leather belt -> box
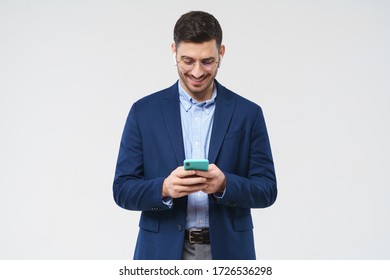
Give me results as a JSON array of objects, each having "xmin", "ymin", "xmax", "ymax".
[{"xmin": 185, "ymin": 228, "xmax": 210, "ymax": 244}]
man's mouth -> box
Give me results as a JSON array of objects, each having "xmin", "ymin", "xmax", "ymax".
[{"xmin": 188, "ymin": 75, "xmax": 207, "ymax": 84}]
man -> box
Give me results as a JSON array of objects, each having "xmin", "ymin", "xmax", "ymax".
[{"xmin": 113, "ymin": 11, "xmax": 277, "ymax": 260}]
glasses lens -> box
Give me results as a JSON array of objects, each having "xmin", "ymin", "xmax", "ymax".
[
  {"xmin": 178, "ymin": 58, "xmax": 217, "ymax": 71},
  {"xmin": 179, "ymin": 59, "xmax": 194, "ymax": 71}
]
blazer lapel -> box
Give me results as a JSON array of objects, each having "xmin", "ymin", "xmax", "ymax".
[
  {"xmin": 208, "ymin": 81, "xmax": 237, "ymax": 163},
  {"xmin": 160, "ymin": 82, "xmax": 185, "ymax": 166}
]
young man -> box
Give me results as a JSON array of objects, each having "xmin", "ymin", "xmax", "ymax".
[{"xmin": 113, "ymin": 11, "xmax": 277, "ymax": 260}]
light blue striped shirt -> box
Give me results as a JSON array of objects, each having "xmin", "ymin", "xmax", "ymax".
[{"xmin": 178, "ymin": 82, "xmax": 217, "ymax": 229}]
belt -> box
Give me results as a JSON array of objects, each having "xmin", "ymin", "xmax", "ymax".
[{"xmin": 185, "ymin": 228, "xmax": 210, "ymax": 244}]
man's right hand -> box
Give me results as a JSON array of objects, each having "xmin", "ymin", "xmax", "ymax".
[{"xmin": 162, "ymin": 166, "xmax": 208, "ymax": 198}]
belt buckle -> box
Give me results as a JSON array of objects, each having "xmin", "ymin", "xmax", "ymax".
[{"xmin": 188, "ymin": 229, "xmax": 202, "ymax": 244}]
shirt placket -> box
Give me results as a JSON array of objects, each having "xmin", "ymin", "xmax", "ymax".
[
  {"xmin": 192, "ymin": 105, "xmax": 203, "ymax": 159},
  {"xmin": 192, "ymin": 104, "xmax": 207, "ymax": 228}
]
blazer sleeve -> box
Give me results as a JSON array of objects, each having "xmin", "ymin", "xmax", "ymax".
[
  {"xmin": 113, "ymin": 103, "xmax": 171, "ymax": 212},
  {"xmin": 213, "ymin": 107, "xmax": 277, "ymax": 209}
]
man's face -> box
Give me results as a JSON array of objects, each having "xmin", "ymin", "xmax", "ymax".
[{"xmin": 173, "ymin": 40, "xmax": 225, "ymax": 102}]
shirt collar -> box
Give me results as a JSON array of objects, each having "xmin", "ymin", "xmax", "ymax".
[{"xmin": 178, "ymin": 81, "xmax": 217, "ymax": 112}]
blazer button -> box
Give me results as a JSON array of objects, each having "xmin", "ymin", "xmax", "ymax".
[{"xmin": 177, "ymin": 224, "xmax": 183, "ymax": 231}]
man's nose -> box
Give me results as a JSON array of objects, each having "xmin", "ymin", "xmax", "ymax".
[{"xmin": 190, "ymin": 62, "xmax": 204, "ymax": 78}]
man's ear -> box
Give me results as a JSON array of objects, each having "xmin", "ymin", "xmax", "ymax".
[
  {"xmin": 173, "ymin": 52, "xmax": 177, "ymax": 66},
  {"xmin": 171, "ymin": 43, "xmax": 177, "ymax": 66},
  {"xmin": 218, "ymin": 44, "xmax": 225, "ymax": 68},
  {"xmin": 171, "ymin": 43, "xmax": 177, "ymax": 53}
]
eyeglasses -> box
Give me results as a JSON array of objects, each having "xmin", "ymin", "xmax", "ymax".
[{"xmin": 176, "ymin": 56, "xmax": 219, "ymax": 71}]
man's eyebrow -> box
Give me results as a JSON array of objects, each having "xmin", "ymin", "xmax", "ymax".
[
  {"xmin": 180, "ymin": 55, "xmax": 194, "ymax": 59},
  {"xmin": 201, "ymin": 57, "xmax": 216, "ymax": 61},
  {"xmin": 180, "ymin": 55, "xmax": 215, "ymax": 60}
]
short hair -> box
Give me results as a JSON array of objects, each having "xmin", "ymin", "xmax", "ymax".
[{"xmin": 173, "ymin": 11, "xmax": 223, "ymax": 49}]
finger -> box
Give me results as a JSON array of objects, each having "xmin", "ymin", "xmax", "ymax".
[
  {"xmin": 194, "ymin": 170, "xmax": 212, "ymax": 178},
  {"xmin": 201, "ymin": 185, "xmax": 216, "ymax": 194},
  {"xmin": 175, "ymin": 169, "xmax": 196, "ymax": 178},
  {"xmin": 174, "ymin": 176, "xmax": 207, "ymax": 186},
  {"xmin": 174, "ymin": 184, "xmax": 207, "ymax": 195},
  {"xmin": 208, "ymin": 164, "xmax": 217, "ymax": 170}
]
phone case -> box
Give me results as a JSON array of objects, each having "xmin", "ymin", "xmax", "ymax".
[{"xmin": 183, "ymin": 159, "xmax": 209, "ymax": 171}]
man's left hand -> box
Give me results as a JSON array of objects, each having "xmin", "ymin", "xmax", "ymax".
[{"xmin": 194, "ymin": 164, "xmax": 226, "ymax": 194}]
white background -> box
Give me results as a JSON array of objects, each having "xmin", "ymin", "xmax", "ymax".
[{"xmin": 1, "ymin": 0, "xmax": 389, "ymax": 259}]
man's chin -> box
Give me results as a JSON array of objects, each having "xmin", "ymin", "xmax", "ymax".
[
  {"xmin": 188, "ymin": 85, "xmax": 208, "ymax": 95},
  {"xmin": 188, "ymin": 78, "xmax": 213, "ymax": 90}
]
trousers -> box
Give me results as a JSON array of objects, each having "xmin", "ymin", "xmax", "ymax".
[{"xmin": 181, "ymin": 241, "xmax": 212, "ymax": 260}]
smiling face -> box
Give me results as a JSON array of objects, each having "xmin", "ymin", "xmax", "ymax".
[{"xmin": 172, "ymin": 40, "xmax": 225, "ymax": 102}]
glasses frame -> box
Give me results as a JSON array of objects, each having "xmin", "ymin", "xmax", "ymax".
[{"xmin": 176, "ymin": 56, "xmax": 220, "ymax": 71}]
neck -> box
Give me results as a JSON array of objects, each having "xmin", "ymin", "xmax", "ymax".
[{"xmin": 179, "ymin": 80, "xmax": 215, "ymax": 102}]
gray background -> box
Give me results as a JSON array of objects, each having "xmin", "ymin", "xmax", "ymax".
[{"xmin": 1, "ymin": 0, "xmax": 389, "ymax": 259}]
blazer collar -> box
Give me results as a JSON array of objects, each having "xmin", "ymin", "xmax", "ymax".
[
  {"xmin": 160, "ymin": 81, "xmax": 185, "ymax": 166},
  {"xmin": 208, "ymin": 81, "xmax": 236, "ymax": 163}
]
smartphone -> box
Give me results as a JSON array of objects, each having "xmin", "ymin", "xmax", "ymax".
[{"xmin": 183, "ymin": 159, "xmax": 209, "ymax": 171}]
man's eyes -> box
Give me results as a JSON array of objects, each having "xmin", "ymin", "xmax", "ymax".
[
  {"xmin": 202, "ymin": 59, "xmax": 215, "ymax": 65},
  {"xmin": 182, "ymin": 58, "xmax": 215, "ymax": 65},
  {"xmin": 182, "ymin": 58, "xmax": 195, "ymax": 65}
]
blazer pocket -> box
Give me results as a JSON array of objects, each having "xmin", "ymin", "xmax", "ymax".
[
  {"xmin": 233, "ymin": 214, "xmax": 254, "ymax": 232},
  {"xmin": 139, "ymin": 212, "xmax": 160, "ymax": 233}
]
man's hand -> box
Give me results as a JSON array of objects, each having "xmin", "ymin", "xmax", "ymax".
[
  {"xmin": 195, "ymin": 164, "xmax": 226, "ymax": 194},
  {"xmin": 162, "ymin": 167, "xmax": 207, "ymax": 198}
]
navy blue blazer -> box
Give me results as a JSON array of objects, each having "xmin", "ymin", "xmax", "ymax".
[{"xmin": 113, "ymin": 80, "xmax": 277, "ymax": 260}]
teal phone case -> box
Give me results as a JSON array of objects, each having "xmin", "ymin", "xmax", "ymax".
[{"xmin": 183, "ymin": 159, "xmax": 209, "ymax": 171}]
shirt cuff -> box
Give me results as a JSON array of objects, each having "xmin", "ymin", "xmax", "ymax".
[
  {"xmin": 162, "ymin": 196, "xmax": 173, "ymax": 208},
  {"xmin": 213, "ymin": 187, "xmax": 226, "ymax": 199}
]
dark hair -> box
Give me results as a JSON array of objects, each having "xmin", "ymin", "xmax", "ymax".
[{"xmin": 174, "ymin": 11, "xmax": 223, "ymax": 48}]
